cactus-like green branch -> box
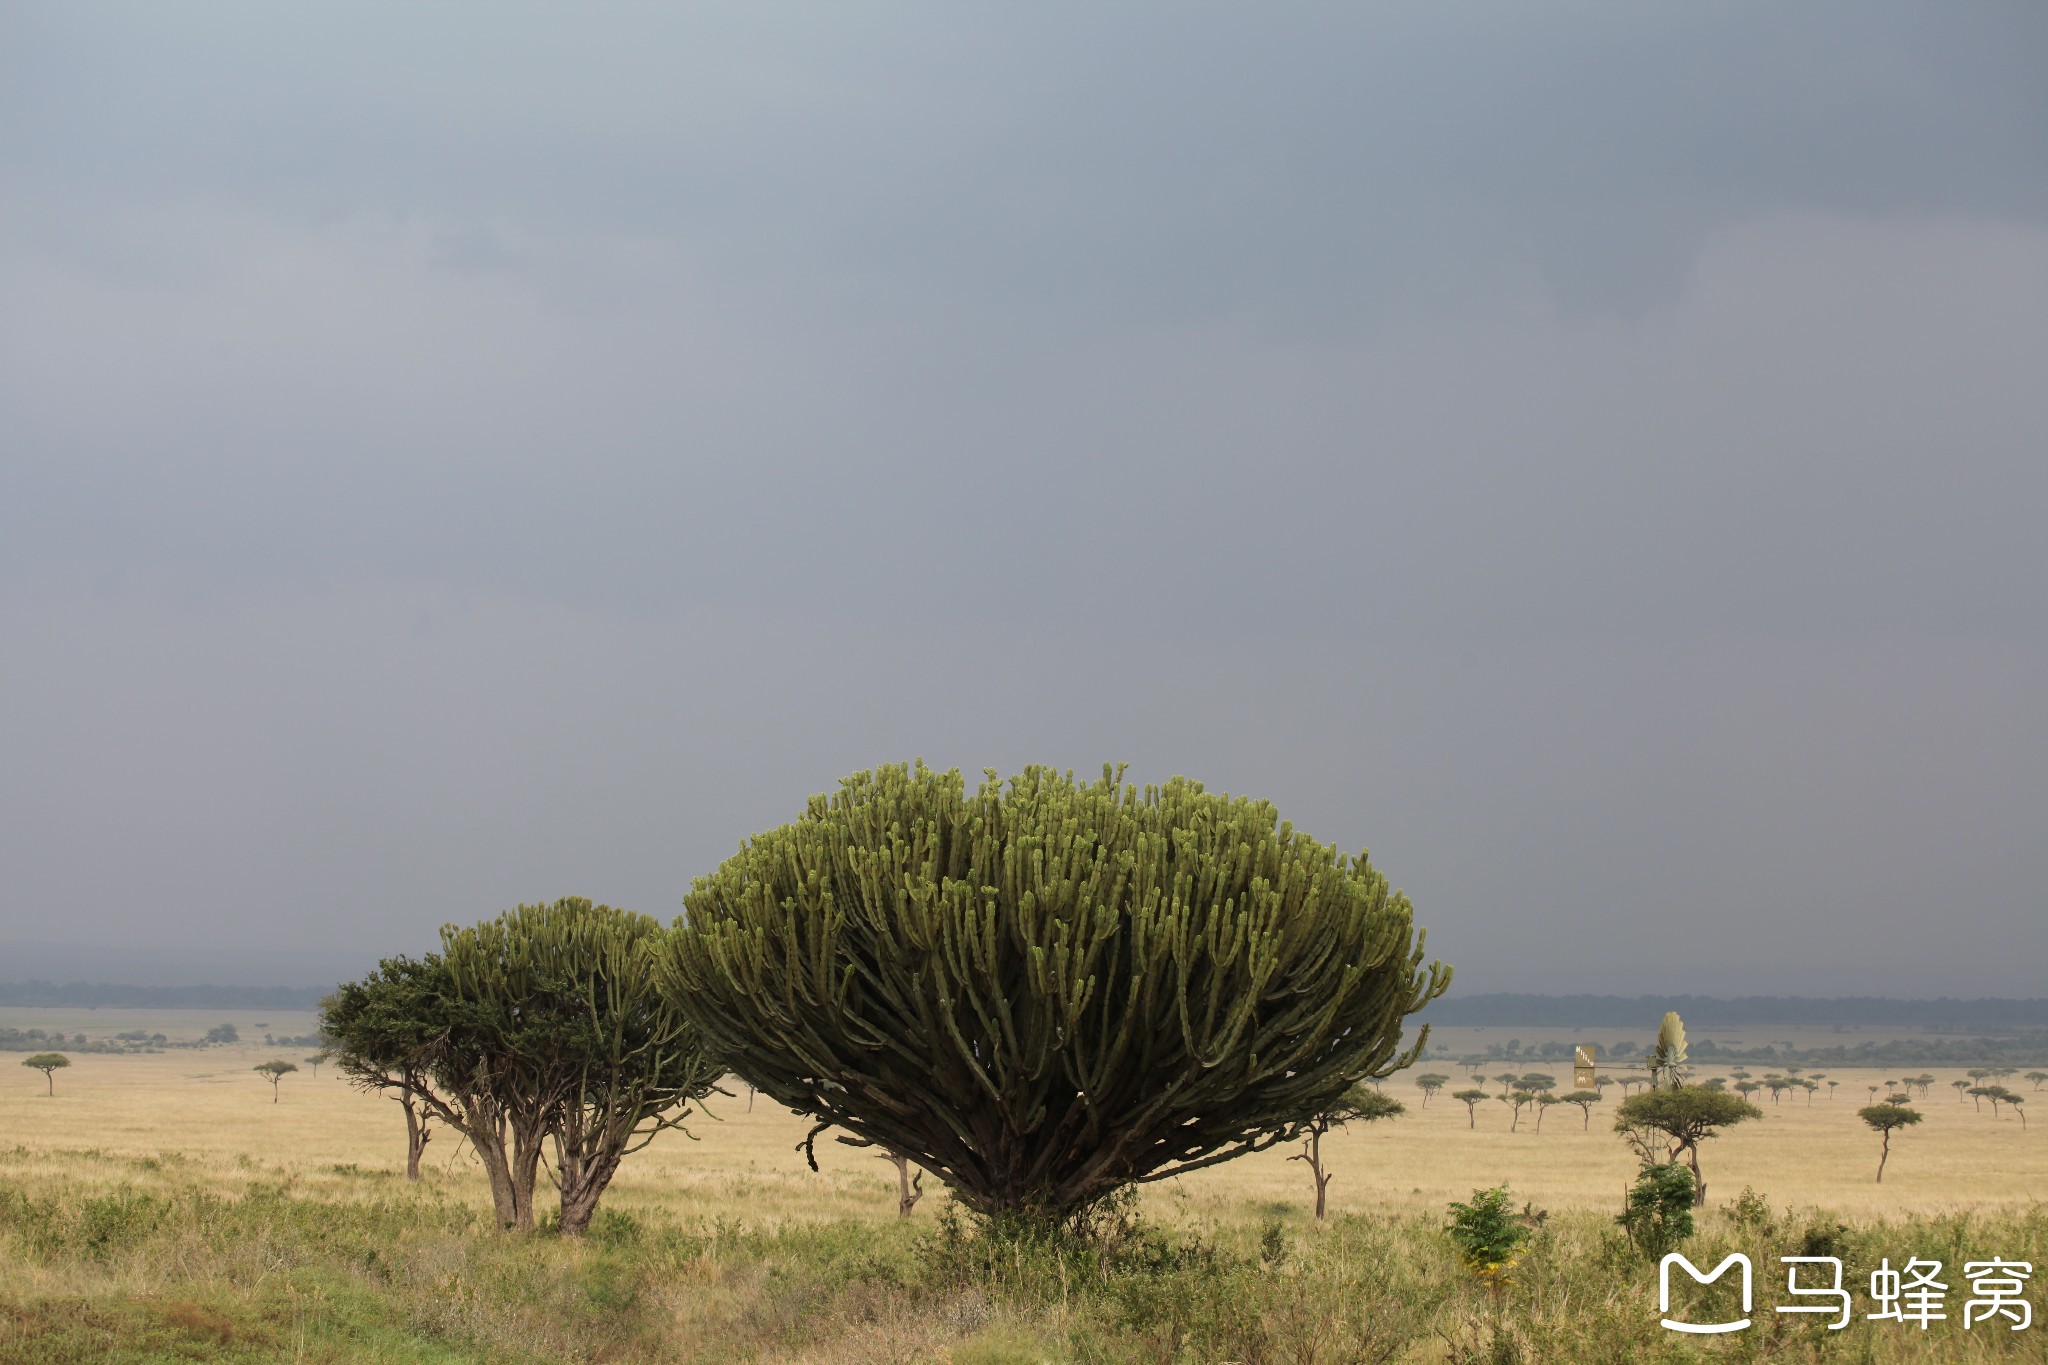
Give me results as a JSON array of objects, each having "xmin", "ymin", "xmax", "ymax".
[{"xmin": 657, "ymin": 763, "xmax": 1449, "ymax": 1222}]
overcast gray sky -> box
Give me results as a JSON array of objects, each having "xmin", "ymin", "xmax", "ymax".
[{"xmin": 3, "ymin": 3, "xmax": 2045, "ymax": 996}]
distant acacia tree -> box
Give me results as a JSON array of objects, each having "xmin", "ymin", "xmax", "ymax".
[
  {"xmin": 1560, "ymin": 1090, "xmax": 1601, "ymax": 1130},
  {"xmin": 1800, "ymin": 1080, "xmax": 1819, "ymax": 1104},
  {"xmin": 1614, "ymin": 1088, "xmax": 1762, "ymax": 1206},
  {"xmin": 1825, "ymin": 1080, "xmax": 1838, "ymax": 1099},
  {"xmin": 1494, "ymin": 1072, "xmax": 1519, "ymax": 1097},
  {"xmin": 1734, "ymin": 1080, "xmax": 1761, "ymax": 1104},
  {"xmin": 1517, "ymin": 1073, "xmax": 1557, "ymax": 1095},
  {"xmin": 1967, "ymin": 1086, "xmax": 1990, "ymax": 1114},
  {"xmin": 1763, "ymin": 1076, "xmax": 1791, "ymax": 1106},
  {"xmin": 1534, "ymin": 1094, "xmax": 1563, "ymax": 1131},
  {"xmin": 2025, "ymin": 1072, "xmax": 2047, "ymax": 1092},
  {"xmin": 1453, "ymin": 1088, "xmax": 1491, "ymax": 1129},
  {"xmin": 1859, "ymin": 1103, "xmax": 1922, "ymax": 1183},
  {"xmin": 22, "ymin": 1053, "xmax": 69, "ymax": 1096},
  {"xmin": 1952, "ymin": 1079, "xmax": 1970, "ymax": 1103},
  {"xmin": 1505, "ymin": 1089, "xmax": 1536, "ymax": 1133},
  {"xmin": 1413, "ymin": 1073, "xmax": 1449, "ymax": 1107},
  {"xmin": 254, "ymin": 1059, "xmax": 298, "ymax": 1102},
  {"xmin": 1288, "ymin": 1085, "xmax": 1404, "ymax": 1221},
  {"xmin": 304, "ymin": 1052, "xmax": 328, "ymax": 1079},
  {"xmin": 205, "ymin": 1024, "xmax": 239, "ymax": 1046}
]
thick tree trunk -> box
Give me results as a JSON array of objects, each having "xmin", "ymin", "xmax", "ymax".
[
  {"xmin": 889, "ymin": 1154, "xmax": 924, "ymax": 1218},
  {"xmin": 469, "ymin": 1126, "xmax": 521, "ymax": 1229},
  {"xmin": 557, "ymin": 1148, "xmax": 624, "ymax": 1237},
  {"xmin": 402, "ymin": 1091, "xmax": 430, "ymax": 1181},
  {"xmin": 508, "ymin": 1122, "xmax": 547, "ymax": 1231}
]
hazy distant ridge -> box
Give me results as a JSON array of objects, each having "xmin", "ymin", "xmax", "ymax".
[
  {"xmin": 5, "ymin": 981, "xmax": 2047, "ymax": 1026},
  {"xmin": 1430, "ymin": 993, "xmax": 2048, "ymax": 1028},
  {"xmin": 0, "ymin": 980, "xmax": 328, "ymax": 1010}
]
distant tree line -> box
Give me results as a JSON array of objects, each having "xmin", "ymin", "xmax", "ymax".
[
  {"xmin": 0, "ymin": 981, "xmax": 328, "ymax": 1009},
  {"xmin": 0, "ymin": 1022, "xmax": 254, "ymax": 1054},
  {"xmin": 1429, "ymin": 993, "xmax": 2048, "ymax": 1031},
  {"xmin": 1459, "ymin": 1033, "xmax": 2048, "ymax": 1069}
]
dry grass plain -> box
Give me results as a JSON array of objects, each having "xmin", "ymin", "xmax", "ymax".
[
  {"xmin": 3, "ymin": 1012, "xmax": 2043, "ymax": 1362},
  {"xmin": 6, "ymin": 1045, "xmax": 2038, "ymax": 1224}
]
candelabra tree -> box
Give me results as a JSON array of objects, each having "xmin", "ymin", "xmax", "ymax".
[{"xmin": 658, "ymin": 762, "xmax": 1449, "ymax": 1228}]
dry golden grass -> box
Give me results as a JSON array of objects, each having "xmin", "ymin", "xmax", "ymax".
[
  {"xmin": 5, "ymin": 1039, "xmax": 2038, "ymax": 1227},
  {"xmin": 4, "ymin": 1012, "xmax": 2044, "ymax": 1363}
]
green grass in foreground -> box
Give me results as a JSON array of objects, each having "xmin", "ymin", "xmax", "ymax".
[{"xmin": 0, "ymin": 1164, "xmax": 2043, "ymax": 1363}]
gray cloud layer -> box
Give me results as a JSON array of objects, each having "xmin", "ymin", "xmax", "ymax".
[{"xmin": 3, "ymin": 3, "xmax": 2044, "ymax": 993}]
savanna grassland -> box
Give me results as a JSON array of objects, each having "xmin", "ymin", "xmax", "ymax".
[{"xmin": 2, "ymin": 1016, "xmax": 2043, "ymax": 1363}]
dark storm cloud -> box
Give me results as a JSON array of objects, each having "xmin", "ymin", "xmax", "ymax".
[{"xmin": 2, "ymin": 3, "xmax": 2043, "ymax": 994}]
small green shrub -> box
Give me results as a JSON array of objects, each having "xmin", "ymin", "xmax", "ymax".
[{"xmin": 1616, "ymin": 1162, "xmax": 1695, "ymax": 1258}]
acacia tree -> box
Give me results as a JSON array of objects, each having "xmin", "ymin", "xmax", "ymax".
[
  {"xmin": 1560, "ymin": 1090, "xmax": 1601, "ymax": 1130},
  {"xmin": 1505, "ymin": 1089, "xmax": 1536, "ymax": 1132},
  {"xmin": 657, "ymin": 762, "xmax": 1450, "ymax": 1228},
  {"xmin": 2025, "ymin": 1071, "xmax": 2047, "ymax": 1092},
  {"xmin": 1859, "ymin": 1103, "xmax": 1922, "ymax": 1183},
  {"xmin": 1289, "ymin": 1085, "xmax": 1404, "ymax": 1221},
  {"xmin": 1452, "ymin": 1088, "xmax": 1491, "ymax": 1129},
  {"xmin": 254, "ymin": 1059, "xmax": 298, "ymax": 1102},
  {"xmin": 22, "ymin": 1053, "xmax": 68, "ymax": 1096},
  {"xmin": 1614, "ymin": 1088, "xmax": 1763, "ymax": 1206},
  {"xmin": 1413, "ymin": 1073, "xmax": 1449, "ymax": 1107},
  {"xmin": 322, "ymin": 955, "xmax": 458, "ymax": 1183},
  {"xmin": 442, "ymin": 898, "xmax": 722, "ymax": 1236}
]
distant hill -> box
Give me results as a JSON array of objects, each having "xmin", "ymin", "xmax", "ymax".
[
  {"xmin": 1425, "ymin": 993, "xmax": 2048, "ymax": 1030},
  {"xmin": 0, "ymin": 980, "xmax": 330, "ymax": 1010}
]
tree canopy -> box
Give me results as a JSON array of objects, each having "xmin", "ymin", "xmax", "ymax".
[
  {"xmin": 1858, "ymin": 1102, "xmax": 1922, "ymax": 1183},
  {"xmin": 22, "ymin": 1053, "xmax": 69, "ymax": 1095},
  {"xmin": 659, "ymin": 762, "xmax": 1449, "ymax": 1225},
  {"xmin": 1613, "ymin": 1087, "xmax": 1762, "ymax": 1205}
]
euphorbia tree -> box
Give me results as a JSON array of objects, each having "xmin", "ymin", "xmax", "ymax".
[
  {"xmin": 442, "ymin": 898, "xmax": 722, "ymax": 1235},
  {"xmin": 657, "ymin": 762, "xmax": 1449, "ymax": 1228}
]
